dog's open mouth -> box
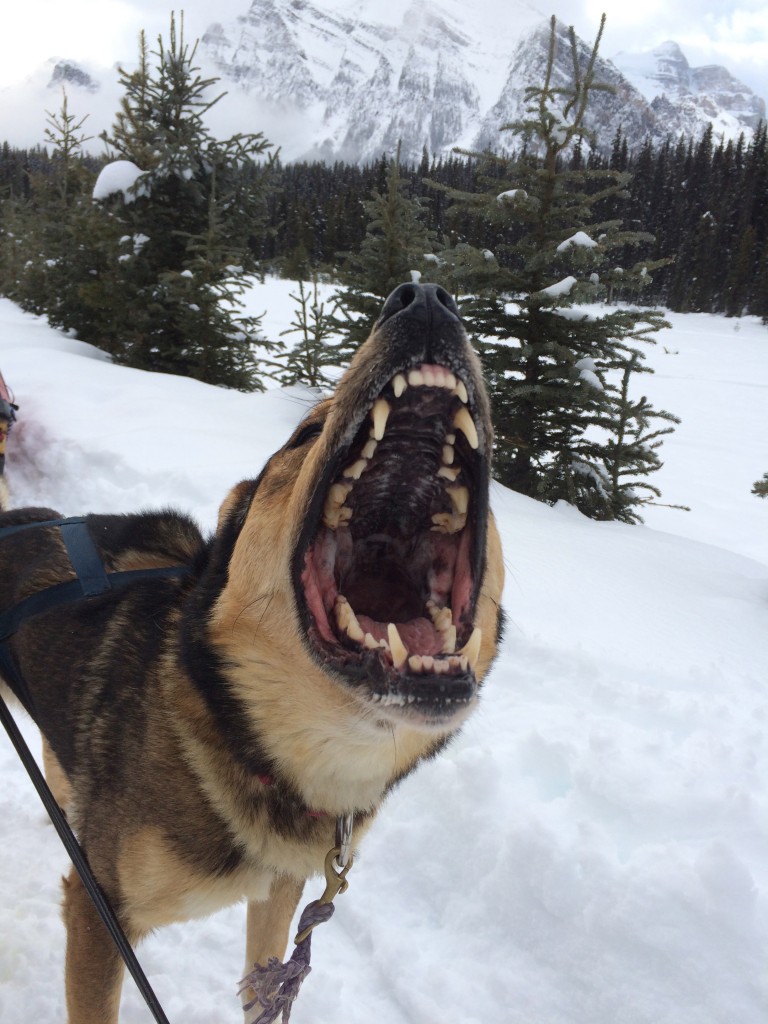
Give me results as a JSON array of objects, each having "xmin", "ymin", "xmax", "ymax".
[{"xmin": 296, "ymin": 363, "xmax": 488, "ymax": 722}]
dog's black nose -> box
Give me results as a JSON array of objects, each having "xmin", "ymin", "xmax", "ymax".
[{"xmin": 379, "ymin": 282, "xmax": 460, "ymax": 326}]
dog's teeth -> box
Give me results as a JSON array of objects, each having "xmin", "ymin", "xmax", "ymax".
[
  {"xmin": 446, "ymin": 433, "xmax": 456, "ymax": 445},
  {"xmin": 442, "ymin": 444, "xmax": 455, "ymax": 466},
  {"xmin": 442, "ymin": 370, "xmax": 457, "ymax": 391},
  {"xmin": 428, "ymin": 603, "xmax": 452, "ymax": 630},
  {"xmin": 441, "ymin": 624, "xmax": 457, "ymax": 654},
  {"xmin": 421, "ymin": 655, "xmax": 434, "ymax": 672},
  {"xmin": 438, "ymin": 465, "xmax": 460, "ymax": 482},
  {"xmin": 346, "ymin": 616, "xmax": 364, "ymax": 643},
  {"xmin": 458, "ymin": 627, "xmax": 482, "ymax": 671},
  {"xmin": 448, "ymin": 485, "xmax": 469, "ymax": 515},
  {"xmin": 431, "ymin": 512, "xmax": 466, "ymax": 534},
  {"xmin": 335, "ymin": 596, "xmax": 350, "ymax": 628},
  {"xmin": 408, "ymin": 654, "xmax": 423, "ymax": 673},
  {"xmin": 387, "ymin": 623, "xmax": 409, "ymax": 669},
  {"xmin": 343, "ymin": 459, "xmax": 367, "ymax": 480},
  {"xmin": 453, "ymin": 407, "xmax": 479, "ymax": 450},
  {"xmin": 362, "ymin": 438, "xmax": 377, "ymax": 460},
  {"xmin": 323, "ymin": 482, "xmax": 352, "ymax": 529},
  {"xmin": 453, "ymin": 379, "xmax": 469, "ymax": 404},
  {"xmin": 330, "ymin": 482, "xmax": 352, "ymax": 505},
  {"xmin": 363, "ymin": 632, "xmax": 380, "ymax": 650},
  {"xmin": 336, "ymin": 596, "xmax": 364, "ymax": 642},
  {"xmin": 431, "ymin": 513, "xmax": 452, "ymax": 533},
  {"xmin": 371, "ymin": 399, "xmax": 391, "ymax": 441},
  {"xmin": 407, "ymin": 369, "xmax": 424, "ymax": 387},
  {"xmin": 392, "ymin": 373, "xmax": 407, "ymax": 398}
]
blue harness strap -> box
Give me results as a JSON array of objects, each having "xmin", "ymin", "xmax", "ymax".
[{"xmin": 0, "ymin": 517, "xmax": 191, "ymax": 716}]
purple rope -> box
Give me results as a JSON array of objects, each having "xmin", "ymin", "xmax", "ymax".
[{"xmin": 240, "ymin": 899, "xmax": 336, "ymax": 1024}]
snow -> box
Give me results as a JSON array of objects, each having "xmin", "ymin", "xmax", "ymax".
[
  {"xmin": 557, "ymin": 231, "xmax": 598, "ymax": 252},
  {"xmin": 92, "ymin": 160, "xmax": 147, "ymax": 204},
  {"xmin": 539, "ymin": 275, "xmax": 578, "ymax": 298},
  {"xmin": 0, "ymin": 280, "xmax": 767, "ymax": 1024}
]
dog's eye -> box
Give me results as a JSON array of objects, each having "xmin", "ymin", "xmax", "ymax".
[{"xmin": 289, "ymin": 422, "xmax": 323, "ymax": 449}]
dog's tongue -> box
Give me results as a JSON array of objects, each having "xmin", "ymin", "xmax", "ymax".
[{"xmin": 356, "ymin": 615, "xmax": 444, "ymax": 657}]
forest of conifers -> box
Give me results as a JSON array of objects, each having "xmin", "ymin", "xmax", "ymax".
[{"xmin": 1, "ymin": 119, "xmax": 767, "ymax": 320}]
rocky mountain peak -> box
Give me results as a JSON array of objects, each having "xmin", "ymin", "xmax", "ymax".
[{"xmin": 198, "ymin": 0, "xmax": 766, "ymax": 163}]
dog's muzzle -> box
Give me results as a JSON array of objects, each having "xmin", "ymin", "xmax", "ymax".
[{"xmin": 294, "ymin": 283, "xmax": 492, "ymax": 727}]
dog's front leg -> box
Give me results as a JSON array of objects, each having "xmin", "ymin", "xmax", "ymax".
[
  {"xmin": 62, "ymin": 866, "xmax": 140, "ymax": 1024},
  {"xmin": 242, "ymin": 875, "xmax": 305, "ymax": 1020}
]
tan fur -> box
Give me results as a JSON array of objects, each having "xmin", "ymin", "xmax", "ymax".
[{"xmin": 0, "ymin": 283, "xmax": 505, "ymax": 1023}]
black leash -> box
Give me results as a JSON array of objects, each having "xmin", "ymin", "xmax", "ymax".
[
  {"xmin": 0, "ymin": 694, "xmax": 172, "ymax": 1024},
  {"xmin": 0, "ymin": 516, "xmax": 191, "ymax": 1024}
]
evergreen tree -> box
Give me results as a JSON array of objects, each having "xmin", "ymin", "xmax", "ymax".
[
  {"xmin": 274, "ymin": 277, "xmax": 346, "ymax": 387},
  {"xmin": 90, "ymin": 14, "xmax": 277, "ymax": 390},
  {"xmin": 426, "ymin": 15, "xmax": 675, "ymax": 521},
  {"xmin": 334, "ymin": 143, "xmax": 438, "ymax": 352},
  {"xmin": 0, "ymin": 93, "xmax": 102, "ymax": 322}
]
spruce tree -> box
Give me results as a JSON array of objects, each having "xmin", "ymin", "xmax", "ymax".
[
  {"xmin": 426, "ymin": 15, "xmax": 676, "ymax": 522},
  {"xmin": 92, "ymin": 14, "xmax": 277, "ymax": 390},
  {"xmin": 274, "ymin": 277, "xmax": 346, "ymax": 388},
  {"xmin": 334, "ymin": 144, "xmax": 438, "ymax": 353},
  {"xmin": 1, "ymin": 93, "xmax": 101, "ymax": 321}
]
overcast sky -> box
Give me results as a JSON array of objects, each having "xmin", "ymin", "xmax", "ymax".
[{"xmin": 2, "ymin": 0, "xmax": 767, "ymax": 99}]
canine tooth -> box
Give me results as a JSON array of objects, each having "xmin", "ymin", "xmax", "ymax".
[
  {"xmin": 441, "ymin": 625, "xmax": 457, "ymax": 654},
  {"xmin": 407, "ymin": 369, "xmax": 424, "ymax": 387},
  {"xmin": 392, "ymin": 373, "xmax": 407, "ymax": 398},
  {"xmin": 371, "ymin": 399, "xmax": 391, "ymax": 440},
  {"xmin": 335, "ymin": 597, "xmax": 350, "ymax": 629},
  {"xmin": 442, "ymin": 444, "xmax": 455, "ymax": 466},
  {"xmin": 438, "ymin": 465, "xmax": 460, "ymax": 482},
  {"xmin": 387, "ymin": 623, "xmax": 409, "ymax": 669},
  {"xmin": 453, "ymin": 407, "xmax": 479, "ymax": 450},
  {"xmin": 362, "ymin": 439, "xmax": 377, "ymax": 460},
  {"xmin": 346, "ymin": 617, "xmax": 364, "ymax": 643},
  {"xmin": 458, "ymin": 627, "xmax": 482, "ymax": 670},
  {"xmin": 448, "ymin": 485, "xmax": 470, "ymax": 515},
  {"xmin": 343, "ymin": 459, "xmax": 368, "ymax": 480},
  {"xmin": 408, "ymin": 655, "xmax": 423, "ymax": 673},
  {"xmin": 453, "ymin": 379, "xmax": 469, "ymax": 404}
]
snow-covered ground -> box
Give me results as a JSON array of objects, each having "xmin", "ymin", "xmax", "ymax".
[{"xmin": 0, "ymin": 280, "xmax": 766, "ymax": 1023}]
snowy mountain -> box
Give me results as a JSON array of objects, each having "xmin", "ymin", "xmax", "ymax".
[
  {"xmin": 199, "ymin": 0, "xmax": 765, "ymax": 163},
  {"xmin": 614, "ymin": 41, "xmax": 766, "ymax": 142},
  {"xmin": 1, "ymin": 0, "xmax": 764, "ymax": 162}
]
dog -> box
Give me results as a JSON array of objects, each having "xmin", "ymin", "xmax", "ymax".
[{"xmin": 0, "ymin": 282, "xmax": 504, "ymax": 1023}]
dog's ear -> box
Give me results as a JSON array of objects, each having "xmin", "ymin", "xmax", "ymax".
[{"xmin": 216, "ymin": 480, "xmax": 257, "ymax": 534}]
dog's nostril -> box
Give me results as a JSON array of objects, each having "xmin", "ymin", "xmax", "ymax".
[
  {"xmin": 379, "ymin": 283, "xmax": 421, "ymax": 323},
  {"xmin": 434, "ymin": 287, "xmax": 458, "ymax": 316}
]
